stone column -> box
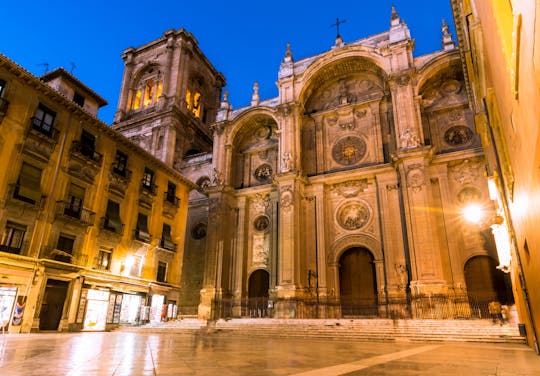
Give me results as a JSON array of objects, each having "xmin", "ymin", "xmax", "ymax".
[
  {"xmin": 394, "ymin": 148, "xmax": 448, "ymax": 317},
  {"xmin": 114, "ymin": 48, "xmax": 135, "ymax": 123},
  {"xmin": 231, "ymin": 197, "xmax": 247, "ymax": 317},
  {"xmin": 376, "ymin": 170, "xmax": 408, "ymax": 314}
]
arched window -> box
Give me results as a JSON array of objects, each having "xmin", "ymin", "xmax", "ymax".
[{"xmin": 131, "ymin": 67, "xmax": 163, "ymax": 111}]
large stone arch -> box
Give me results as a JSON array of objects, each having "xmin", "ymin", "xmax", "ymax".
[
  {"xmin": 298, "ymin": 48, "xmax": 390, "ymax": 106},
  {"xmin": 226, "ymin": 111, "xmax": 279, "ymax": 189},
  {"xmin": 329, "ymin": 234, "xmax": 383, "ymax": 264},
  {"xmin": 415, "ymin": 51, "xmax": 462, "ymax": 96}
]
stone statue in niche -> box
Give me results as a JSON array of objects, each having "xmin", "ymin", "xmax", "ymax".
[
  {"xmin": 212, "ymin": 168, "xmax": 224, "ymax": 186},
  {"xmin": 282, "ymin": 152, "xmax": 293, "ymax": 172},
  {"xmin": 399, "ymin": 128, "xmax": 420, "ymax": 149},
  {"xmin": 395, "ymin": 263, "xmax": 408, "ymax": 290}
]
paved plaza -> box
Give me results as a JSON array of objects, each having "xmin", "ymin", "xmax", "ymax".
[{"xmin": 0, "ymin": 331, "xmax": 539, "ymax": 375}]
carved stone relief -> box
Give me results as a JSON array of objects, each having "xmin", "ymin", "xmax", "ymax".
[
  {"xmin": 332, "ymin": 136, "xmax": 367, "ymax": 166},
  {"xmin": 450, "ymin": 159, "xmax": 481, "ymax": 185},
  {"xmin": 191, "ymin": 222, "xmax": 207, "ymax": 239},
  {"xmin": 279, "ymin": 186, "xmax": 293, "ymax": 211},
  {"xmin": 444, "ymin": 126, "xmax": 473, "ymax": 146},
  {"xmin": 336, "ymin": 201, "xmax": 370, "ymax": 231},
  {"xmin": 406, "ymin": 164, "xmax": 426, "ymax": 192},
  {"xmin": 331, "ymin": 179, "xmax": 369, "ymax": 198},
  {"xmin": 253, "ymin": 215, "xmax": 270, "ymax": 232},
  {"xmin": 251, "ymin": 193, "xmax": 271, "ymax": 214}
]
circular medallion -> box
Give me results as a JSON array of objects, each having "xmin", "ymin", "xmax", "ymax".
[
  {"xmin": 457, "ymin": 187, "xmax": 481, "ymax": 204},
  {"xmin": 337, "ymin": 201, "xmax": 370, "ymax": 231},
  {"xmin": 191, "ymin": 222, "xmax": 207, "ymax": 239},
  {"xmin": 332, "ymin": 136, "xmax": 366, "ymax": 166},
  {"xmin": 196, "ymin": 176, "xmax": 211, "ymax": 190},
  {"xmin": 444, "ymin": 126, "xmax": 473, "ymax": 146},
  {"xmin": 254, "ymin": 163, "xmax": 273, "ymax": 183},
  {"xmin": 253, "ymin": 215, "xmax": 270, "ymax": 232}
]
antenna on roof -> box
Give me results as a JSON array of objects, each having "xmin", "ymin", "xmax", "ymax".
[
  {"xmin": 37, "ymin": 63, "xmax": 49, "ymax": 75},
  {"xmin": 69, "ymin": 62, "xmax": 76, "ymax": 74}
]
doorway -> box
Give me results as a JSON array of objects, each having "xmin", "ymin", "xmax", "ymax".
[
  {"xmin": 39, "ymin": 279, "xmax": 69, "ymax": 330},
  {"xmin": 339, "ymin": 247, "xmax": 378, "ymax": 317},
  {"xmin": 248, "ymin": 269, "xmax": 269, "ymax": 317},
  {"xmin": 464, "ymin": 255, "xmax": 511, "ymax": 316}
]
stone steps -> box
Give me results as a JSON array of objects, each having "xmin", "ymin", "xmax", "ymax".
[{"xmin": 117, "ymin": 318, "xmax": 525, "ymax": 344}]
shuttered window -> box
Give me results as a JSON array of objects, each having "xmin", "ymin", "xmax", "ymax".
[
  {"xmin": 15, "ymin": 162, "xmax": 42, "ymax": 204},
  {"xmin": 104, "ymin": 200, "xmax": 122, "ymax": 233}
]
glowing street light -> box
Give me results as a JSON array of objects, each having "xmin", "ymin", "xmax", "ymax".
[{"xmin": 462, "ymin": 203, "xmax": 484, "ymax": 224}]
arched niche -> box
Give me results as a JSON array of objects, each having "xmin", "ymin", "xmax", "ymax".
[
  {"xmin": 299, "ymin": 57, "xmax": 391, "ymax": 176},
  {"xmin": 230, "ymin": 115, "xmax": 279, "ymax": 189},
  {"xmin": 418, "ymin": 61, "xmax": 478, "ymax": 153}
]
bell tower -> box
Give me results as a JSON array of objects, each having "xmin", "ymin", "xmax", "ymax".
[{"xmin": 112, "ymin": 29, "xmax": 225, "ymax": 169}]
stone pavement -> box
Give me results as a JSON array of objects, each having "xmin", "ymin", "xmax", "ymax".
[{"xmin": 0, "ymin": 331, "xmax": 538, "ymax": 375}]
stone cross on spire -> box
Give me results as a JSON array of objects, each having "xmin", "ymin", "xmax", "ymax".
[{"xmin": 331, "ymin": 18, "xmax": 346, "ymax": 48}]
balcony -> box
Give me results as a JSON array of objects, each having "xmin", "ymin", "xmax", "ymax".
[
  {"xmin": 67, "ymin": 141, "xmax": 103, "ymax": 184},
  {"xmin": 20, "ymin": 118, "xmax": 60, "ymax": 163},
  {"xmin": 134, "ymin": 228, "xmax": 152, "ymax": 243},
  {"xmin": 160, "ymin": 238, "xmax": 177, "ymax": 252},
  {"xmin": 46, "ymin": 249, "xmax": 88, "ymax": 266},
  {"xmin": 55, "ymin": 201, "xmax": 95, "ymax": 227},
  {"xmin": 109, "ymin": 165, "xmax": 132, "ymax": 199},
  {"xmin": 162, "ymin": 191, "xmax": 179, "ymax": 219},
  {"xmin": 0, "ymin": 97, "xmax": 9, "ymax": 123},
  {"xmin": 139, "ymin": 183, "xmax": 157, "ymax": 210},
  {"xmin": 0, "ymin": 244, "xmax": 22, "ymax": 255}
]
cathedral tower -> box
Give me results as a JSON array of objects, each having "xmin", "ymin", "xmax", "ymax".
[{"xmin": 112, "ymin": 29, "xmax": 225, "ymax": 169}]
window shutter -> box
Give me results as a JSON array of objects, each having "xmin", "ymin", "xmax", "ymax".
[
  {"xmin": 137, "ymin": 213, "xmax": 149, "ymax": 233},
  {"xmin": 18, "ymin": 163, "xmax": 42, "ymax": 202},
  {"xmin": 106, "ymin": 201, "xmax": 122, "ymax": 231}
]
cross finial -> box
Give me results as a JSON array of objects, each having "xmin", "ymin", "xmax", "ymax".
[{"xmin": 330, "ymin": 17, "xmax": 346, "ymax": 39}]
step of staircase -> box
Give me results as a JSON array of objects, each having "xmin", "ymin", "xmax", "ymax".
[{"xmin": 117, "ymin": 318, "xmax": 525, "ymax": 344}]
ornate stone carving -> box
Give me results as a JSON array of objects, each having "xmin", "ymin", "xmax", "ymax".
[
  {"xmin": 448, "ymin": 109, "xmax": 464, "ymax": 121},
  {"xmin": 354, "ymin": 109, "xmax": 367, "ymax": 119},
  {"xmin": 457, "ymin": 187, "xmax": 481, "ymax": 204},
  {"xmin": 395, "ymin": 263, "xmax": 408, "ymax": 290},
  {"xmin": 210, "ymin": 122, "xmax": 225, "ymax": 135},
  {"xmin": 252, "ymin": 234, "xmax": 269, "ymax": 266},
  {"xmin": 258, "ymin": 150, "xmax": 268, "ymax": 160},
  {"xmin": 282, "ymin": 152, "xmax": 293, "ymax": 172},
  {"xmin": 444, "ymin": 126, "xmax": 473, "ymax": 146},
  {"xmin": 253, "ymin": 215, "xmax": 270, "ymax": 232},
  {"xmin": 208, "ymin": 198, "xmax": 221, "ymax": 223},
  {"xmin": 450, "ymin": 159, "xmax": 481, "ymax": 185},
  {"xmin": 336, "ymin": 201, "xmax": 370, "ymax": 231},
  {"xmin": 386, "ymin": 184, "xmax": 398, "ymax": 191},
  {"xmin": 251, "ymin": 193, "xmax": 271, "ymax": 214},
  {"xmin": 332, "ymin": 136, "xmax": 367, "ymax": 166},
  {"xmin": 191, "ymin": 222, "xmax": 207, "ymax": 239},
  {"xmin": 212, "ymin": 168, "xmax": 224, "ymax": 186},
  {"xmin": 279, "ymin": 186, "xmax": 293, "ymax": 211},
  {"xmin": 254, "ymin": 163, "xmax": 273, "ymax": 183},
  {"xmin": 395, "ymin": 74, "xmax": 410, "ymax": 86},
  {"xmin": 331, "ymin": 179, "xmax": 369, "ymax": 198},
  {"xmin": 399, "ymin": 128, "xmax": 420, "ymax": 149},
  {"xmin": 406, "ymin": 164, "xmax": 425, "ymax": 192}
]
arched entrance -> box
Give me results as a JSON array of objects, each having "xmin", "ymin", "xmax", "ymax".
[
  {"xmin": 248, "ymin": 269, "xmax": 269, "ymax": 317},
  {"xmin": 339, "ymin": 247, "xmax": 378, "ymax": 317},
  {"xmin": 464, "ymin": 256, "xmax": 511, "ymax": 317}
]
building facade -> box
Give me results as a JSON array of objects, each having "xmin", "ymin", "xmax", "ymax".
[
  {"xmin": 451, "ymin": 0, "xmax": 540, "ymax": 352},
  {"xmin": 0, "ymin": 56, "xmax": 193, "ymax": 333},
  {"xmin": 114, "ymin": 9, "xmax": 513, "ymax": 321}
]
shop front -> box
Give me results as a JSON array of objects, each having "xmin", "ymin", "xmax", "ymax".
[
  {"xmin": 0, "ymin": 285, "xmax": 17, "ymax": 332},
  {"xmin": 82, "ymin": 289, "xmax": 110, "ymax": 331}
]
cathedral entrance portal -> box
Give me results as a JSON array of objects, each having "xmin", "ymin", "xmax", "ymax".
[
  {"xmin": 248, "ymin": 269, "xmax": 269, "ymax": 318},
  {"xmin": 339, "ymin": 247, "xmax": 378, "ymax": 317},
  {"xmin": 464, "ymin": 255, "xmax": 511, "ymax": 317}
]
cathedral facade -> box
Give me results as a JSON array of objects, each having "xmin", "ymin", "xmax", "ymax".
[{"xmin": 113, "ymin": 9, "xmax": 511, "ymax": 320}]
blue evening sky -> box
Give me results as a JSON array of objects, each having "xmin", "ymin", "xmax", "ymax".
[{"xmin": 1, "ymin": 1, "xmax": 455, "ymax": 123}]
